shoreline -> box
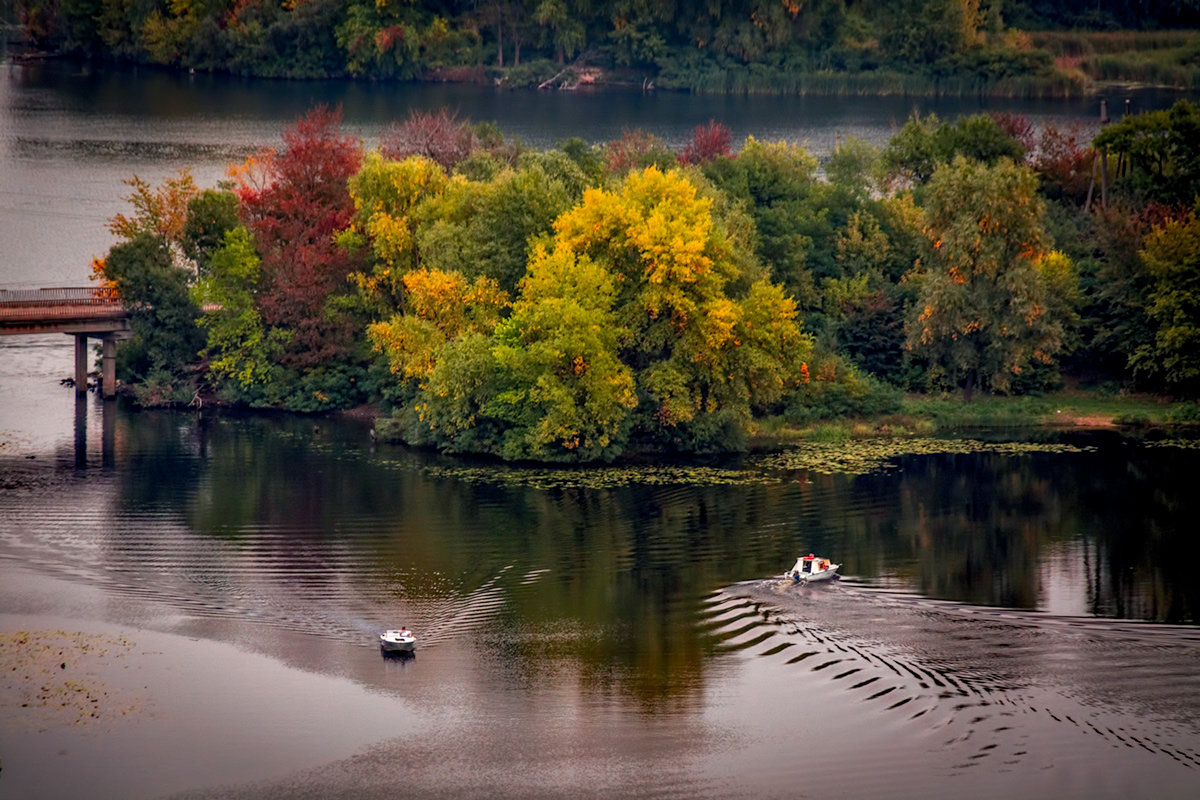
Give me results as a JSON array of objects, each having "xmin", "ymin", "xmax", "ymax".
[{"xmin": 0, "ymin": 51, "xmax": 1114, "ymax": 98}]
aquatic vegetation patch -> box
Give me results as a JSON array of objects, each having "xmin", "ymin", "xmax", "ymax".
[
  {"xmin": 1140, "ymin": 438, "xmax": 1200, "ymax": 450},
  {"xmin": 424, "ymin": 464, "xmax": 779, "ymax": 489},
  {"xmin": 756, "ymin": 438, "xmax": 1098, "ymax": 476}
]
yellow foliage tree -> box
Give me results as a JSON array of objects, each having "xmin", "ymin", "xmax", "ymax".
[
  {"xmin": 368, "ymin": 267, "xmax": 507, "ymax": 383},
  {"xmin": 548, "ymin": 166, "xmax": 806, "ymax": 443},
  {"xmin": 343, "ymin": 151, "xmax": 449, "ymax": 310}
]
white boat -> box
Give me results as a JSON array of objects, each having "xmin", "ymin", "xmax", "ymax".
[
  {"xmin": 787, "ymin": 554, "xmax": 839, "ymax": 583},
  {"xmin": 379, "ymin": 628, "xmax": 417, "ymax": 653}
]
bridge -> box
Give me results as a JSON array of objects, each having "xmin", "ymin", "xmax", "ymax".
[{"xmin": 0, "ymin": 287, "xmax": 131, "ymax": 397}]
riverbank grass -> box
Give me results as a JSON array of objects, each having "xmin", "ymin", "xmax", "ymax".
[
  {"xmin": 1031, "ymin": 30, "xmax": 1200, "ymax": 89},
  {"xmin": 752, "ymin": 390, "xmax": 1188, "ymax": 446}
]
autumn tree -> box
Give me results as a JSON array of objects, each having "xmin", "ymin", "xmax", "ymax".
[
  {"xmin": 342, "ymin": 151, "xmax": 449, "ymax": 312},
  {"xmin": 233, "ymin": 106, "xmax": 363, "ymax": 374},
  {"xmin": 679, "ymin": 120, "xmax": 732, "ymax": 166},
  {"xmin": 603, "ymin": 130, "xmax": 677, "ymax": 176},
  {"xmin": 1031, "ymin": 124, "xmax": 1094, "ymax": 204},
  {"xmin": 906, "ymin": 156, "xmax": 1073, "ymax": 398},
  {"xmin": 552, "ymin": 165, "xmax": 808, "ymax": 450},
  {"xmin": 419, "ymin": 245, "xmax": 638, "ymax": 461},
  {"xmin": 368, "ymin": 266, "xmax": 508, "ymax": 389},
  {"xmin": 107, "ymin": 168, "xmax": 199, "ymax": 270},
  {"xmin": 89, "ymin": 169, "xmax": 205, "ymax": 403},
  {"xmin": 1132, "ymin": 207, "xmax": 1200, "ymax": 395}
]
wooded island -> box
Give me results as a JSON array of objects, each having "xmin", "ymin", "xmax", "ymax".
[{"xmin": 91, "ymin": 99, "xmax": 1200, "ymax": 460}]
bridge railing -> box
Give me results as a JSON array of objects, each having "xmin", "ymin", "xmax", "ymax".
[{"xmin": 0, "ymin": 287, "xmax": 123, "ymax": 318}]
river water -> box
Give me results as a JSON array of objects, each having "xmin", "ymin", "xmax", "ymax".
[{"xmin": 2, "ymin": 60, "xmax": 1200, "ymax": 799}]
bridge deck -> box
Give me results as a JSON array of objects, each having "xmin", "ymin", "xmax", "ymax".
[
  {"xmin": 0, "ymin": 287, "xmax": 131, "ymax": 396},
  {"xmin": 0, "ymin": 287, "xmax": 129, "ymax": 336}
]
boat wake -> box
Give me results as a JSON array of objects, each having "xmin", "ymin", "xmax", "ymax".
[{"xmin": 702, "ymin": 577, "xmax": 1200, "ymax": 773}]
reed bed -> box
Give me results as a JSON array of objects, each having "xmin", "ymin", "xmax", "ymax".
[{"xmin": 658, "ymin": 68, "xmax": 1087, "ymax": 98}]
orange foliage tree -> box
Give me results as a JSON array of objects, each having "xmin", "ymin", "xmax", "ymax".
[{"xmin": 906, "ymin": 156, "xmax": 1073, "ymax": 398}]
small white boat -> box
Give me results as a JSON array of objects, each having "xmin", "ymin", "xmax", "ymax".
[
  {"xmin": 788, "ymin": 554, "xmax": 839, "ymax": 583},
  {"xmin": 379, "ymin": 628, "xmax": 417, "ymax": 653}
]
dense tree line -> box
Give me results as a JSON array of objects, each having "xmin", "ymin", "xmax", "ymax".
[
  {"xmin": 93, "ymin": 100, "xmax": 1200, "ymax": 460},
  {"xmin": 14, "ymin": 1, "xmax": 1200, "ymax": 89}
]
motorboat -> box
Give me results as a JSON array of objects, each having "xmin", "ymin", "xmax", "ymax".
[
  {"xmin": 788, "ymin": 554, "xmax": 839, "ymax": 583},
  {"xmin": 379, "ymin": 628, "xmax": 417, "ymax": 653}
]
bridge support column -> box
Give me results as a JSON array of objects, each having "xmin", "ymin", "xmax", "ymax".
[
  {"xmin": 74, "ymin": 334, "xmax": 90, "ymax": 393},
  {"xmin": 101, "ymin": 336, "xmax": 117, "ymax": 398}
]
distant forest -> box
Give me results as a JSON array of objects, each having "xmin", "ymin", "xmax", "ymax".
[{"xmin": 11, "ymin": 1, "xmax": 1200, "ymax": 93}]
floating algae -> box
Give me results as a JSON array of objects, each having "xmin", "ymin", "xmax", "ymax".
[
  {"xmin": 420, "ymin": 438, "xmax": 1102, "ymax": 487},
  {"xmin": 756, "ymin": 438, "xmax": 1098, "ymax": 476},
  {"xmin": 424, "ymin": 463, "xmax": 779, "ymax": 490}
]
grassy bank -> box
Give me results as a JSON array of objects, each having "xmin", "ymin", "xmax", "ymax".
[{"xmin": 751, "ymin": 390, "xmax": 1199, "ymax": 446}]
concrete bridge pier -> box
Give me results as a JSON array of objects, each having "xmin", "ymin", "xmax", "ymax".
[
  {"xmin": 101, "ymin": 336, "xmax": 117, "ymax": 398},
  {"xmin": 73, "ymin": 333, "xmax": 121, "ymax": 397}
]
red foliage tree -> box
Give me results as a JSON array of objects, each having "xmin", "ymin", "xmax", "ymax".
[
  {"xmin": 1032, "ymin": 124, "xmax": 1094, "ymax": 203},
  {"xmin": 603, "ymin": 129, "xmax": 674, "ymax": 175},
  {"xmin": 679, "ymin": 119, "xmax": 732, "ymax": 165},
  {"xmin": 988, "ymin": 112, "xmax": 1036, "ymax": 160},
  {"xmin": 234, "ymin": 106, "xmax": 363, "ymax": 370}
]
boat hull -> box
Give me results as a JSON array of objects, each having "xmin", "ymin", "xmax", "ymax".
[
  {"xmin": 379, "ymin": 631, "xmax": 417, "ymax": 652},
  {"xmin": 797, "ymin": 567, "xmax": 838, "ymax": 582}
]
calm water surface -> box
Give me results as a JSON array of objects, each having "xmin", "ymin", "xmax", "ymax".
[
  {"xmin": 2, "ymin": 399, "xmax": 1199, "ymax": 799},
  {"xmin": 2, "ymin": 61, "xmax": 1200, "ymax": 799}
]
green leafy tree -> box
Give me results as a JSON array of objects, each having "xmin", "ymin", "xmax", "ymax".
[
  {"xmin": 183, "ymin": 189, "xmax": 240, "ymax": 272},
  {"xmin": 1132, "ymin": 208, "xmax": 1200, "ymax": 394},
  {"xmin": 906, "ymin": 156, "xmax": 1071, "ymax": 398},
  {"xmin": 535, "ymin": 0, "xmax": 586, "ymax": 64},
  {"xmin": 881, "ymin": 112, "xmax": 1025, "ymax": 190},
  {"xmin": 416, "ymin": 158, "xmax": 581, "ymax": 294},
  {"xmin": 102, "ymin": 231, "xmax": 205, "ymax": 397},
  {"xmin": 192, "ymin": 226, "xmax": 289, "ymax": 392},
  {"xmin": 1094, "ymin": 99, "xmax": 1200, "ymax": 206},
  {"xmin": 485, "ymin": 245, "xmax": 638, "ymax": 461},
  {"xmin": 703, "ymin": 137, "xmax": 822, "ymax": 306}
]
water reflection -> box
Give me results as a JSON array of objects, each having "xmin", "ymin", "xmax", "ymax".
[
  {"xmin": 88, "ymin": 411, "xmax": 1200, "ymax": 661},
  {"xmin": 4, "ymin": 407, "xmax": 1200, "ymax": 797}
]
